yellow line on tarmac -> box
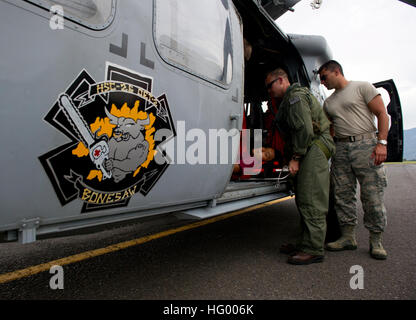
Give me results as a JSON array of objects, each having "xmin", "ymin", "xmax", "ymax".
[{"xmin": 0, "ymin": 196, "xmax": 293, "ymax": 284}]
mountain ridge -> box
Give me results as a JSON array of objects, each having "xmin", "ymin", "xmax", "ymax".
[{"xmin": 404, "ymin": 127, "xmax": 416, "ymax": 161}]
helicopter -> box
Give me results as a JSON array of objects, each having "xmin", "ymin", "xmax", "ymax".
[{"xmin": 0, "ymin": 0, "xmax": 403, "ymax": 243}]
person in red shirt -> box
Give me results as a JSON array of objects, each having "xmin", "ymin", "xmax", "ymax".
[
  {"xmin": 233, "ymin": 98, "xmax": 285, "ymax": 179},
  {"xmin": 260, "ymin": 97, "xmax": 285, "ymax": 164}
]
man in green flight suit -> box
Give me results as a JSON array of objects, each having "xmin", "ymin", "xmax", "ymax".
[{"xmin": 265, "ymin": 68, "xmax": 335, "ymax": 265}]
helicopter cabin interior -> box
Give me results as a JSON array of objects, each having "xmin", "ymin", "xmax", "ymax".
[{"xmin": 230, "ymin": 0, "xmax": 309, "ymax": 182}]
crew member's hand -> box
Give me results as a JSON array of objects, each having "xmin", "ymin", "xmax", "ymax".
[
  {"xmin": 289, "ymin": 159, "xmax": 299, "ymax": 176},
  {"xmin": 371, "ymin": 144, "xmax": 387, "ymax": 166}
]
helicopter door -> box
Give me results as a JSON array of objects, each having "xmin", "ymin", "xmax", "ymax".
[
  {"xmin": 373, "ymin": 80, "xmax": 404, "ymax": 162},
  {"xmin": 153, "ymin": 0, "xmax": 244, "ymax": 200}
]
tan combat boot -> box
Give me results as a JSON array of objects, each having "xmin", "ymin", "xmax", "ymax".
[
  {"xmin": 369, "ymin": 232, "xmax": 387, "ymax": 260},
  {"xmin": 325, "ymin": 225, "xmax": 358, "ymax": 251}
]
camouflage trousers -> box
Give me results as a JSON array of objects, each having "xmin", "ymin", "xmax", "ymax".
[{"xmin": 331, "ymin": 138, "xmax": 387, "ymax": 233}]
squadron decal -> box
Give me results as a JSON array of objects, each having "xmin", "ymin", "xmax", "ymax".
[{"xmin": 39, "ymin": 63, "xmax": 176, "ymax": 212}]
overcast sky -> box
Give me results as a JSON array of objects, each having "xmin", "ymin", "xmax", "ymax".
[{"xmin": 277, "ymin": 0, "xmax": 416, "ymax": 130}]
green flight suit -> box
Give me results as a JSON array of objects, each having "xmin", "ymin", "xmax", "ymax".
[{"xmin": 276, "ymin": 84, "xmax": 335, "ymax": 256}]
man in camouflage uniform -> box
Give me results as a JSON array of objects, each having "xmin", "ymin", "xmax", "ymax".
[
  {"xmin": 318, "ymin": 60, "xmax": 389, "ymax": 260},
  {"xmin": 265, "ymin": 68, "xmax": 335, "ymax": 265}
]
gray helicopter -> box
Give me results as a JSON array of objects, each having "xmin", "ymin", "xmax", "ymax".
[{"xmin": 0, "ymin": 0, "xmax": 404, "ymax": 243}]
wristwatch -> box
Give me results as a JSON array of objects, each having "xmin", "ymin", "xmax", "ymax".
[{"xmin": 377, "ymin": 139, "xmax": 388, "ymax": 146}]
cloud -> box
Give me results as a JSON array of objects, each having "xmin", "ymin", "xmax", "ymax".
[{"xmin": 278, "ymin": 0, "xmax": 416, "ymax": 129}]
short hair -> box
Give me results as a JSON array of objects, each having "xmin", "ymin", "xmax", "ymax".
[
  {"xmin": 266, "ymin": 67, "xmax": 289, "ymax": 80},
  {"xmin": 318, "ymin": 60, "xmax": 344, "ymax": 76}
]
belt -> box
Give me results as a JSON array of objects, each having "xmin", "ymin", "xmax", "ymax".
[
  {"xmin": 313, "ymin": 139, "xmax": 331, "ymax": 160},
  {"xmin": 334, "ymin": 132, "xmax": 376, "ymax": 143}
]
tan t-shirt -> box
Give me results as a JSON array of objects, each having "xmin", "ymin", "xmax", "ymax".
[{"xmin": 323, "ymin": 81, "xmax": 380, "ymax": 138}]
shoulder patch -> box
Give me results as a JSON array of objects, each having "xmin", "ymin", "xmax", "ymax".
[{"xmin": 289, "ymin": 96, "xmax": 300, "ymax": 105}]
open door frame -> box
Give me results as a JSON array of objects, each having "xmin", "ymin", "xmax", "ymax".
[{"xmin": 373, "ymin": 79, "xmax": 404, "ymax": 162}]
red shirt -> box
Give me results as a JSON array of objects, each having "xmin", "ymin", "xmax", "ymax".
[{"xmin": 263, "ymin": 99, "xmax": 285, "ymax": 156}]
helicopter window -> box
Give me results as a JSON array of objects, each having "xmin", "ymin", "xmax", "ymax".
[
  {"xmin": 154, "ymin": 0, "xmax": 233, "ymax": 86},
  {"xmin": 31, "ymin": 0, "xmax": 115, "ymax": 30}
]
